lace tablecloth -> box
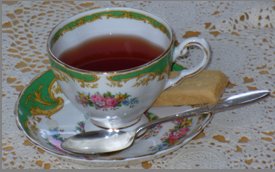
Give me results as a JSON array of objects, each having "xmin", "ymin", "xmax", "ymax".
[{"xmin": 2, "ymin": 1, "xmax": 275, "ymax": 169}]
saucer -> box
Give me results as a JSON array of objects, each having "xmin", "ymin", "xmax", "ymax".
[{"xmin": 15, "ymin": 70, "xmax": 213, "ymax": 165}]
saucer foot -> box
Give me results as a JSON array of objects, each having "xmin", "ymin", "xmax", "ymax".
[{"xmin": 84, "ymin": 114, "xmax": 149, "ymax": 136}]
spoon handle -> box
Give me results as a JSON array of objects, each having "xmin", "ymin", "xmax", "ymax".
[
  {"xmin": 210, "ymin": 89, "xmax": 270, "ymax": 113},
  {"xmin": 136, "ymin": 90, "xmax": 270, "ymax": 135}
]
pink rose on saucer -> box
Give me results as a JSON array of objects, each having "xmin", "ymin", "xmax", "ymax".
[
  {"xmin": 168, "ymin": 132, "xmax": 180, "ymax": 145},
  {"xmin": 178, "ymin": 128, "xmax": 189, "ymax": 136}
]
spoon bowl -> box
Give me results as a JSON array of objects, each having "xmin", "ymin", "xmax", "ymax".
[{"xmin": 62, "ymin": 129, "xmax": 135, "ymax": 154}]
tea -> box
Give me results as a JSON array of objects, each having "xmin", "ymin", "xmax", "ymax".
[{"xmin": 59, "ymin": 35, "xmax": 165, "ymax": 71}]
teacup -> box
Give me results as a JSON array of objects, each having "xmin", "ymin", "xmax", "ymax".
[{"xmin": 47, "ymin": 7, "xmax": 211, "ymax": 129}]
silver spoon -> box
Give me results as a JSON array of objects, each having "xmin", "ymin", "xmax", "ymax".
[{"xmin": 61, "ymin": 90, "xmax": 270, "ymax": 154}]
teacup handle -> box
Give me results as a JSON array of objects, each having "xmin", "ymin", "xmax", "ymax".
[{"xmin": 164, "ymin": 37, "xmax": 211, "ymax": 89}]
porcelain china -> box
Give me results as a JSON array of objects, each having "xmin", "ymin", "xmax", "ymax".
[{"xmin": 47, "ymin": 7, "xmax": 211, "ymax": 129}]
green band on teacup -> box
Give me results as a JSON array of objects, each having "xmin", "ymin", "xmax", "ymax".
[
  {"xmin": 51, "ymin": 10, "xmax": 170, "ymax": 46},
  {"xmin": 50, "ymin": 59, "xmax": 99, "ymax": 82},
  {"xmin": 172, "ymin": 63, "xmax": 186, "ymax": 71},
  {"xmin": 50, "ymin": 47, "xmax": 175, "ymax": 87},
  {"xmin": 107, "ymin": 54, "xmax": 170, "ymax": 82}
]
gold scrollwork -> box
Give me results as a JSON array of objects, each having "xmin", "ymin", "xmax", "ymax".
[
  {"xmin": 133, "ymin": 73, "xmax": 167, "ymax": 87},
  {"xmin": 107, "ymin": 65, "xmax": 169, "ymax": 87},
  {"xmin": 53, "ymin": 68, "xmax": 99, "ymax": 89},
  {"xmin": 106, "ymin": 80, "xmax": 124, "ymax": 88},
  {"xmin": 30, "ymin": 79, "xmax": 64, "ymax": 118}
]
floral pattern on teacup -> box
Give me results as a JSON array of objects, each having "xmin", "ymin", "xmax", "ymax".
[{"xmin": 76, "ymin": 91, "xmax": 139, "ymax": 110}]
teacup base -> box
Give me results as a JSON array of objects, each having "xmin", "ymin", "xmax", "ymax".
[
  {"xmin": 85, "ymin": 114, "xmax": 149, "ymax": 137},
  {"xmin": 87, "ymin": 113, "xmax": 148, "ymax": 129}
]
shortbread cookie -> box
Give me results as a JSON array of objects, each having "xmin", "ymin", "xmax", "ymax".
[{"xmin": 153, "ymin": 70, "xmax": 229, "ymax": 106}]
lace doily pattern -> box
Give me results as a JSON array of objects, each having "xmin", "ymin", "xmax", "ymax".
[{"xmin": 2, "ymin": 1, "xmax": 275, "ymax": 169}]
